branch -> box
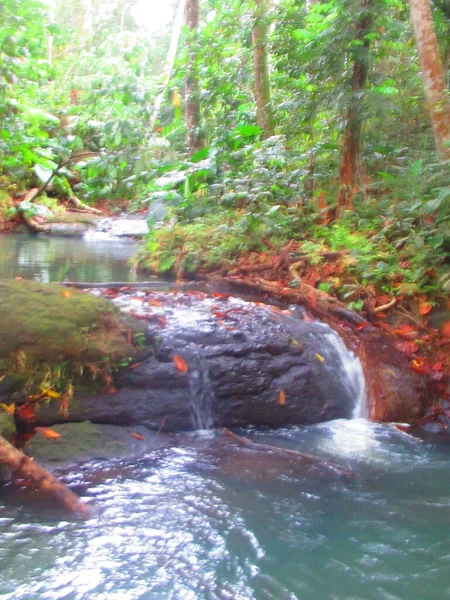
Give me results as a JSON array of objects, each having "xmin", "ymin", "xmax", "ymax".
[
  {"xmin": 0, "ymin": 435, "xmax": 90, "ymax": 517},
  {"xmin": 221, "ymin": 428, "xmax": 353, "ymax": 477}
]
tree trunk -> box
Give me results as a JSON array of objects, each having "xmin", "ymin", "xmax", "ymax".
[
  {"xmin": 0, "ymin": 435, "xmax": 90, "ymax": 517},
  {"xmin": 337, "ymin": 0, "xmax": 372, "ymax": 214},
  {"xmin": 185, "ymin": 0, "xmax": 203, "ymax": 154},
  {"xmin": 409, "ymin": 0, "xmax": 450, "ymax": 160},
  {"xmin": 252, "ymin": 0, "xmax": 274, "ymax": 138},
  {"xmin": 149, "ymin": 0, "xmax": 186, "ymax": 132}
]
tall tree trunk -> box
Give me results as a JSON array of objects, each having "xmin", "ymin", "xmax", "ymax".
[
  {"xmin": 337, "ymin": 0, "xmax": 372, "ymax": 214},
  {"xmin": 185, "ymin": 0, "xmax": 203, "ymax": 154},
  {"xmin": 149, "ymin": 0, "xmax": 186, "ymax": 132},
  {"xmin": 409, "ymin": 0, "xmax": 450, "ymax": 160},
  {"xmin": 252, "ymin": 0, "xmax": 274, "ymax": 138}
]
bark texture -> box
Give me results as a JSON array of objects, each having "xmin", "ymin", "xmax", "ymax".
[
  {"xmin": 252, "ymin": 0, "xmax": 274, "ymax": 138},
  {"xmin": 0, "ymin": 435, "xmax": 90, "ymax": 517},
  {"xmin": 338, "ymin": 0, "xmax": 372, "ymax": 214},
  {"xmin": 409, "ymin": 0, "xmax": 450, "ymax": 159}
]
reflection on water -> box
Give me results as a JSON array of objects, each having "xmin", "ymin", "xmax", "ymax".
[
  {"xmin": 0, "ymin": 234, "xmax": 148, "ymax": 283},
  {"xmin": 1, "ymin": 421, "xmax": 450, "ymax": 600}
]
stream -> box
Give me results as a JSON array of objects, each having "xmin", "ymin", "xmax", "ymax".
[{"xmin": 1, "ymin": 233, "xmax": 450, "ymax": 599}]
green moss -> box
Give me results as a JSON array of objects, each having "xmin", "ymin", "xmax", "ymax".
[{"xmin": 0, "ymin": 280, "xmax": 146, "ymax": 395}]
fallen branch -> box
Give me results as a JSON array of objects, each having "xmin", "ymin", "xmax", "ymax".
[
  {"xmin": 0, "ymin": 435, "xmax": 90, "ymax": 517},
  {"xmin": 221, "ymin": 428, "xmax": 353, "ymax": 477},
  {"xmin": 67, "ymin": 195, "xmax": 102, "ymax": 215}
]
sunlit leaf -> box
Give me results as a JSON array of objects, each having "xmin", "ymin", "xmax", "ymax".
[{"xmin": 35, "ymin": 427, "xmax": 61, "ymax": 439}]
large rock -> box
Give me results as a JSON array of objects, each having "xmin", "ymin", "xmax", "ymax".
[
  {"xmin": 33, "ymin": 292, "xmax": 366, "ymax": 431},
  {"xmin": 0, "ymin": 280, "xmax": 148, "ymax": 403}
]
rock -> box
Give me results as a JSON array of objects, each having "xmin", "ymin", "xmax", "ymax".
[
  {"xmin": 0, "ymin": 280, "xmax": 149, "ymax": 403},
  {"xmin": 25, "ymin": 422, "xmax": 172, "ymax": 468},
  {"xmin": 0, "ymin": 413, "xmax": 15, "ymax": 441},
  {"xmin": 0, "ymin": 412, "xmax": 16, "ymax": 483},
  {"xmin": 33, "ymin": 293, "xmax": 366, "ymax": 431}
]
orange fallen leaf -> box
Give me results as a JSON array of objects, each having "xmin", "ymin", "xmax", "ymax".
[
  {"xmin": 15, "ymin": 277, "xmax": 24, "ymax": 281},
  {"xmin": 130, "ymin": 432, "xmax": 145, "ymax": 441},
  {"xmin": 418, "ymin": 302, "xmax": 433, "ymax": 316},
  {"xmin": 5, "ymin": 403, "xmax": 15, "ymax": 415},
  {"xmin": 278, "ymin": 390, "xmax": 286, "ymax": 405},
  {"xmin": 148, "ymin": 299, "xmax": 163, "ymax": 306},
  {"xmin": 441, "ymin": 321, "xmax": 450, "ymax": 338},
  {"xmin": 35, "ymin": 427, "xmax": 61, "ymax": 439},
  {"xmin": 173, "ymin": 354, "xmax": 188, "ymax": 373},
  {"xmin": 60, "ymin": 290, "xmax": 72, "ymax": 298}
]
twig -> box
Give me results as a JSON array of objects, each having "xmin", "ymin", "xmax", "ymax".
[
  {"xmin": 220, "ymin": 428, "xmax": 353, "ymax": 477},
  {"xmin": 374, "ymin": 298, "xmax": 397, "ymax": 313},
  {"xmin": 157, "ymin": 415, "xmax": 169, "ymax": 435}
]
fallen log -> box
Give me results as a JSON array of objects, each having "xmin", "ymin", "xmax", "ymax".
[
  {"xmin": 0, "ymin": 435, "xmax": 90, "ymax": 518},
  {"xmin": 221, "ymin": 428, "xmax": 353, "ymax": 477}
]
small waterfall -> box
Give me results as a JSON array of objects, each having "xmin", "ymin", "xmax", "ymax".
[
  {"xmin": 323, "ymin": 330, "xmax": 368, "ymax": 419},
  {"xmin": 187, "ymin": 354, "xmax": 215, "ymax": 430}
]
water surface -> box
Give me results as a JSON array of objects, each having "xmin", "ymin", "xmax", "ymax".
[
  {"xmin": 0, "ymin": 235, "xmax": 146, "ymax": 283},
  {"xmin": 1, "ymin": 421, "xmax": 450, "ymax": 600}
]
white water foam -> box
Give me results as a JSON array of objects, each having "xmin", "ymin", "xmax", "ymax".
[{"xmin": 323, "ymin": 328, "xmax": 368, "ymax": 419}]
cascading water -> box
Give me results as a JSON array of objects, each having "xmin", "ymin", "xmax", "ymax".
[
  {"xmin": 323, "ymin": 328, "xmax": 368, "ymax": 419},
  {"xmin": 187, "ymin": 353, "xmax": 215, "ymax": 431}
]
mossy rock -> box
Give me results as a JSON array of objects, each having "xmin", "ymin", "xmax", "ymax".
[{"xmin": 0, "ymin": 280, "xmax": 148, "ymax": 397}]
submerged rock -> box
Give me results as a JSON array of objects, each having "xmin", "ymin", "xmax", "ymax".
[{"xmin": 25, "ymin": 422, "xmax": 171, "ymax": 468}]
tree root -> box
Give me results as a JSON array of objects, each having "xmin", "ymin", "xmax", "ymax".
[
  {"xmin": 0, "ymin": 435, "xmax": 91, "ymax": 517},
  {"xmin": 221, "ymin": 428, "xmax": 353, "ymax": 477}
]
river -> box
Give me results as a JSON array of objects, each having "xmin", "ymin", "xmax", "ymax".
[{"xmin": 0, "ymin": 233, "xmax": 449, "ymax": 599}]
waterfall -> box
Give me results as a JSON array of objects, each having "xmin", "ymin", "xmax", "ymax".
[
  {"xmin": 187, "ymin": 353, "xmax": 215, "ymax": 430},
  {"xmin": 323, "ymin": 330, "xmax": 368, "ymax": 419}
]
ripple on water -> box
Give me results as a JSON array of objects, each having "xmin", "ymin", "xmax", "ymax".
[{"xmin": 1, "ymin": 423, "xmax": 450, "ymax": 599}]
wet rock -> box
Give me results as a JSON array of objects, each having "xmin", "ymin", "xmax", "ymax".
[
  {"xmin": 34, "ymin": 293, "xmax": 365, "ymax": 431},
  {"xmin": 25, "ymin": 422, "xmax": 172, "ymax": 468}
]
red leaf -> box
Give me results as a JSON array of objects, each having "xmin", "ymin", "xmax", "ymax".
[
  {"xmin": 16, "ymin": 404, "xmax": 35, "ymax": 422},
  {"xmin": 395, "ymin": 340, "xmax": 419, "ymax": 356},
  {"xmin": 355, "ymin": 322, "xmax": 369, "ymax": 331},
  {"xmin": 126, "ymin": 362, "xmax": 142, "ymax": 370},
  {"xmin": 173, "ymin": 355, "xmax": 188, "ymax": 373},
  {"xmin": 130, "ymin": 432, "xmax": 145, "ymax": 441},
  {"xmin": 441, "ymin": 321, "xmax": 450, "ymax": 338}
]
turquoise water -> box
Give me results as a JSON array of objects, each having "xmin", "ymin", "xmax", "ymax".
[{"xmin": 1, "ymin": 420, "xmax": 450, "ymax": 599}]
